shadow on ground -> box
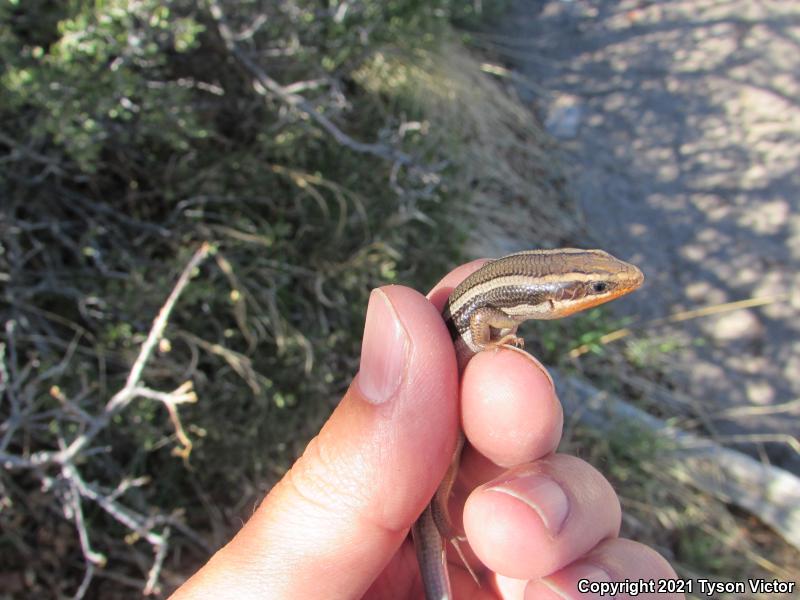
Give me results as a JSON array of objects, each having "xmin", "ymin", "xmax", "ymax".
[{"xmin": 489, "ymin": 0, "xmax": 800, "ymax": 472}]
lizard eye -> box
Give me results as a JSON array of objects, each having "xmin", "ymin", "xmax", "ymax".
[{"xmin": 591, "ymin": 281, "xmax": 608, "ymax": 293}]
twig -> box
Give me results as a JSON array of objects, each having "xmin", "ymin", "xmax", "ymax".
[
  {"xmin": 131, "ymin": 383, "xmax": 197, "ymax": 405},
  {"xmin": 58, "ymin": 242, "xmax": 212, "ymax": 464},
  {"xmin": 66, "ymin": 464, "xmax": 165, "ymax": 546},
  {"xmin": 133, "ymin": 383, "xmax": 198, "ymax": 461},
  {"xmin": 65, "ymin": 473, "xmax": 107, "ymax": 566},
  {"xmin": 108, "ymin": 475, "xmax": 151, "ymax": 503},
  {"xmin": 716, "ymin": 398, "xmax": 800, "ymax": 418},
  {"xmin": 64, "ymin": 466, "xmax": 105, "ymax": 600},
  {"xmin": 648, "ymin": 293, "xmax": 790, "ymax": 327},
  {"xmin": 0, "ymin": 130, "xmax": 67, "ymax": 177},
  {"xmin": 0, "ymin": 342, "xmax": 8, "ymax": 399},
  {"xmin": 143, "ymin": 527, "xmax": 170, "ymax": 596},
  {"xmin": 479, "ymin": 61, "xmax": 548, "ymax": 95},
  {"xmin": 71, "ymin": 564, "xmax": 95, "ymax": 600},
  {"xmin": 700, "ymin": 433, "xmax": 800, "ymax": 455},
  {"xmin": 2, "ymin": 243, "xmax": 211, "ymax": 470},
  {"xmin": 231, "ymin": 13, "xmax": 267, "ymax": 41},
  {"xmin": 179, "ymin": 330, "xmax": 263, "ymax": 394},
  {"xmin": 62, "ymin": 463, "xmax": 177, "ymax": 596},
  {"xmin": 0, "ymin": 322, "xmax": 22, "ymax": 454}
]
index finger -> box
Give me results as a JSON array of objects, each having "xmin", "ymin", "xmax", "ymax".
[{"xmin": 426, "ymin": 258, "xmax": 490, "ymax": 310}]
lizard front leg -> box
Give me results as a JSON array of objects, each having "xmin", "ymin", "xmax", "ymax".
[{"xmin": 468, "ymin": 306, "xmax": 523, "ymax": 351}]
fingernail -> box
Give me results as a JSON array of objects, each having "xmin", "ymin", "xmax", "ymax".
[
  {"xmin": 487, "ymin": 473, "xmax": 569, "ymax": 534},
  {"xmin": 502, "ymin": 346, "xmax": 555, "ymax": 391},
  {"xmin": 521, "ymin": 350, "xmax": 556, "ymax": 391},
  {"xmin": 356, "ymin": 288, "xmax": 409, "ymax": 405}
]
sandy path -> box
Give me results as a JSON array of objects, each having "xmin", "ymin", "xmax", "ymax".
[{"xmin": 493, "ymin": 0, "xmax": 800, "ymax": 472}]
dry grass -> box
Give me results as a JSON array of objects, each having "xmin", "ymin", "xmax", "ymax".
[
  {"xmin": 562, "ymin": 419, "xmax": 799, "ymax": 599},
  {"xmin": 548, "ymin": 320, "xmax": 800, "ymax": 597},
  {"xmin": 353, "ymin": 41, "xmax": 580, "ymax": 256}
]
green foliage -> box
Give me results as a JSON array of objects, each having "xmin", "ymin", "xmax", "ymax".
[
  {"xmin": 625, "ymin": 333, "xmax": 706, "ymax": 371},
  {"xmin": 2, "ymin": 0, "xmax": 206, "ymax": 171},
  {"xmin": 529, "ymin": 307, "xmax": 625, "ymax": 362}
]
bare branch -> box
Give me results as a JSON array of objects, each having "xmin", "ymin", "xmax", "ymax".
[
  {"xmin": 108, "ymin": 475, "xmax": 152, "ymax": 503},
  {"xmin": 0, "ymin": 451, "xmax": 37, "ymax": 469},
  {"xmin": 179, "ymin": 330, "xmax": 264, "ymax": 394},
  {"xmin": 71, "ymin": 563, "xmax": 95, "ymax": 600},
  {"xmin": 2, "ymin": 242, "xmax": 212, "ymax": 471},
  {"xmin": 206, "ymin": 0, "xmax": 414, "ymax": 166},
  {"xmin": 133, "ymin": 383, "xmax": 198, "ymax": 461},
  {"xmin": 0, "ymin": 130, "xmax": 67, "ymax": 177},
  {"xmin": 58, "ymin": 242, "xmax": 213, "ymax": 464},
  {"xmin": 64, "ymin": 467, "xmax": 105, "ymax": 600},
  {"xmin": 143, "ymin": 527, "xmax": 170, "ymax": 596},
  {"xmin": 62, "ymin": 463, "xmax": 175, "ymax": 595},
  {"xmin": 65, "ymin": 463, "xmax": 165, "ymax": 546},
  {"xmin": 132, "ymin": 382, "xmax": 197, "ymax": 406}
]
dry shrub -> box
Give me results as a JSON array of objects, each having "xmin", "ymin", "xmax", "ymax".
[{"xmin": 354, "ymin": 42, "xmax": 579, "ymax": 255}]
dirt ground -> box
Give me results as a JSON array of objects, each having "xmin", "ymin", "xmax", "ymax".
[{"xmin": 491, "ymin": 0, "xmax": 800, "ymax": 472}]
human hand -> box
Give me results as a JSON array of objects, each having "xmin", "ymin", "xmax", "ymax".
[{"xmin": 172, "ymin": 261, "xmax": 682, "ymax": 599}]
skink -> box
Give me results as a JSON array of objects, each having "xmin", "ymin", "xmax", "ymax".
[{"xmin": 412, "ymin": 248, "xmax": 644, "ymax": 599}]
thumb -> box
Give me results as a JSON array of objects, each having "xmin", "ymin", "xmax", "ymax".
[{"xmin": 173, "ymin": 285, "xmax": 459, "ymax": 599}]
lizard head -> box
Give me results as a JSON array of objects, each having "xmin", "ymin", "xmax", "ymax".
[{"xmin": 544, "ymin": 248, "xmax": 645, "ymax": 317}]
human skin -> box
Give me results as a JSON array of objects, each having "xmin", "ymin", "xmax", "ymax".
[{"xmin": 171, "ymin": 260, "xmax": 682, "ymax": 600}]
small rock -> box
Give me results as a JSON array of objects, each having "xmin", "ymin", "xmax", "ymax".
[{"xmin": 544, "ymin": 95, "xmax": 584, "ymax": 139}]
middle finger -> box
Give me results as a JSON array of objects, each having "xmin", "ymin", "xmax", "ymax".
[{"xmin": 460, "ymin": 346, "xmax": 563, "ymax": 482}]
